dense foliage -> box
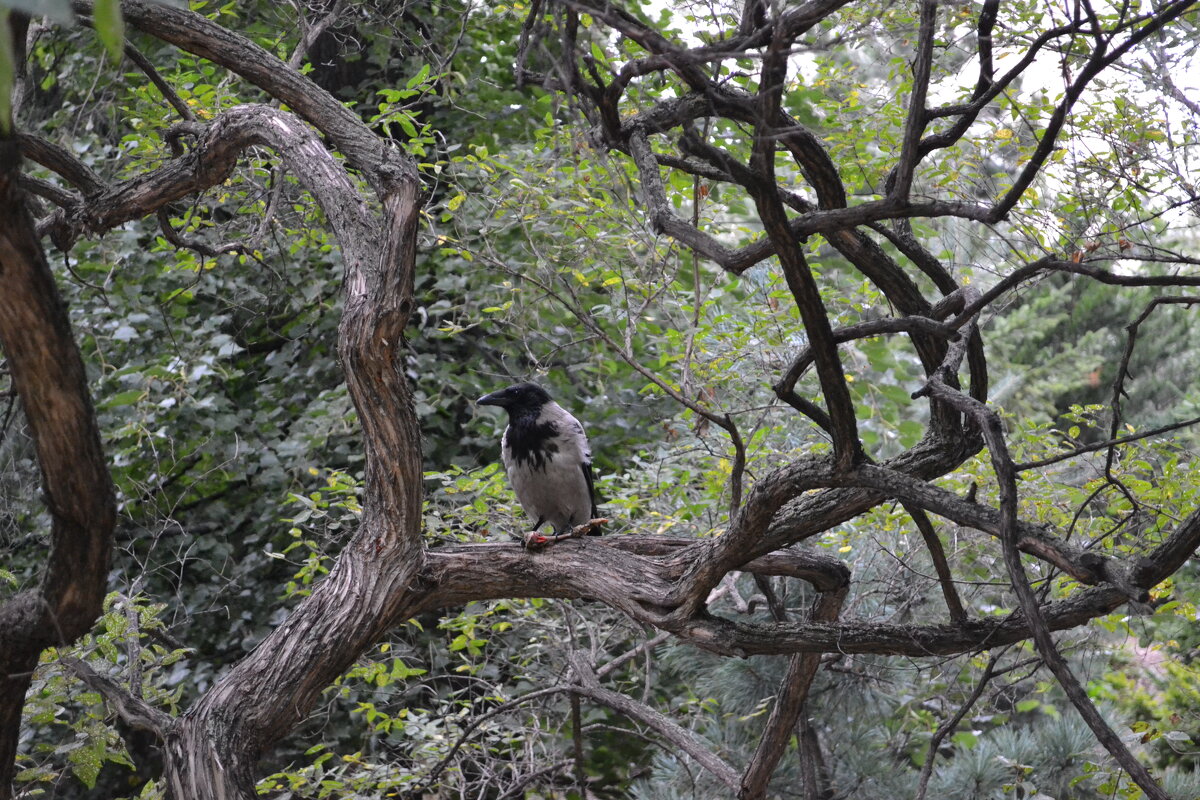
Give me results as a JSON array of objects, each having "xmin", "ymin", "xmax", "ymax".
[{"xmin": 1, "ymin": 0, "xmax": 1199, "ymax": 798}]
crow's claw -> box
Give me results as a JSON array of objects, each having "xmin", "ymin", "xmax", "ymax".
[
  {"xmin": 524, "ymin": 518, "xmax": 610, "ymax": 550},
  {"xmin": 523, "ymin": 531, "xmax": 551, "ymax": 550}
]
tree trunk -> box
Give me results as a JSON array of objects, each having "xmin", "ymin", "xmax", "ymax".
[
  {"xmin": 158, "ymin": 127, "xmax": 426, "ymax": 799},
  {"xmin": 0, "ymin": 138, "xmax": 116, "ymax": 798}
]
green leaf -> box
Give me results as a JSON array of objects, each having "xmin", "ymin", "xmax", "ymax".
[
  {"xmin": 390, "ymin": 658, "xmax": 427, "ymax": 680},
  {"xmin": 66, "ymin": 737, "xmax": 103, "ymax": 789},
  {"xmin": 396, "ymin": 113, "xmax": 418, "ymax": 138},
  {"xmin": 898, "ymin": 420, "xmax": 924, "ymax": 447},
  {"xmin": 101, "ymin": 389, "xmax": 145, "ymax": 408},
  {"xmin": 950, "ymin": 730, "xmax": 978, "ymax": 749},
  {"xmin": 93, "ymin": 0, "xmax": 125, "ymax": 61},
  {"xmin": 406, "ymin": 63, "xmax": 431, "ymax": 90}
]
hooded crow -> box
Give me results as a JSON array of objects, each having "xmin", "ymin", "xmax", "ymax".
[{"xmin": 478, "ymin": 382, "xmax": 601, "ymax": 547}]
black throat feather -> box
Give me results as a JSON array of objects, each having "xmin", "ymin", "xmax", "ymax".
[{"xmin": 506, "ymin": 409, "xmax": 560, "ymax": 471}]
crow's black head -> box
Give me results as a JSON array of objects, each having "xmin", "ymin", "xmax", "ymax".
[{"xmin": 477, "ymin": 382, "xmax": 553, "ymax": 414}]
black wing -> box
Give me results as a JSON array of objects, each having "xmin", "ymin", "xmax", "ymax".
[{"xmin": 580, "ymin": 461, "xmax": 598, "ymax": 519}]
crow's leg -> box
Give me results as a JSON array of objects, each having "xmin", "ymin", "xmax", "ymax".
[{"xmin": 522, "ymin": 518, "xmax": 609, "ymax": 550}]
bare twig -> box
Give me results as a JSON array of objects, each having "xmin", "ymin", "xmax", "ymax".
[
  {"xmin": 124, "ymin": 43, "xmax": 196, "ymax": 121},
  {"xmin": 1016, "ymin": 413, "xmax": 1200, "ymax": 471},
  {"xmin": 905, "ymin": 503, "xmax": 967, "ymax": 621},
  {"xmin": 569, "ymin": 654, "xmax": 741, "ymax": 792},
  {"xmin": 570, "ymin": 692, "xmax": 586, "ymax": 797},
  {"xmin": 415, "ymin": 686, "xmax": 568, "ymax": 790},
  {"xmin": 922, "ymin": 323, "xmax": 1171, "ymax": 800},
  {"xmin": 597, "ymin": 631, "xmax": 672, "ymax": 679},
  {"xmin": 914, "ymin": 652, "xmax": 1003, "ymax": 800},
  {"xmin": 950, "ymin": 258, "xmax": 1200, "ymax": 331},
  {"xmin": 1105, "ymin": 297, "xmax": 1200, "ymax": 476},
  {"xmin": 285, "ymin": 1, "xmax": 342, "ymax": 70}
]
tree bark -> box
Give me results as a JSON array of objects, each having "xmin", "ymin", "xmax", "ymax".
[
  {"xmin": 156, "ymin": 94, "xmax": 426, "ymax": 800},
  {"xmin": 0, "ymin": 139, "xmax": 116, "ymax": 798},
  {"xmin": 6, "ymin": 1, "xmax": 1198, "ymax": 796}
]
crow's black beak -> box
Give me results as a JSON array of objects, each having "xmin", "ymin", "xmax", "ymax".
[{"xmin": 477, "ymin": 391, "xmax": 503, "ymax": 407}]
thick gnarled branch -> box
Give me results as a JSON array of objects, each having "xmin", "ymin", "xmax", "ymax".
[
  {"xmin": 739, "ymin": 577, "xmax": 847, "ymax": 799},
  {"xmin": 921, "ymin": 313, "xmax": 1171, "ymax": 800},
  {"xmin": 419, "ymin": 504, "xmax": 1200, "ymax": 658},
  {"xmin": 38, "ymin": 105, "xmax": 376, "ymax": 254},
  {"xmin": 72, "ymin": 0, "xmax": 403, "ymax": 196},
  {"xmin": 0, "ymin": 139, "xmax": 116, "ymax": 796}
]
